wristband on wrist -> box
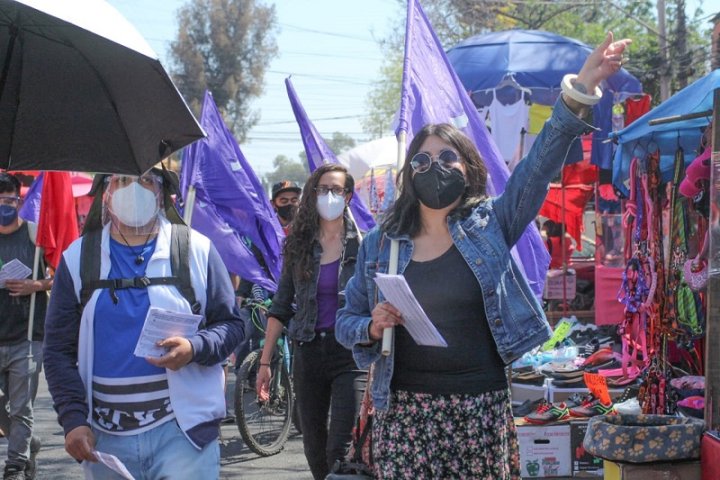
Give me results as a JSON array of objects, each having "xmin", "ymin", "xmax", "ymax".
[
  {"xmin": 259, "ymin": 363, "xmax": 271, "ymax": 367},
  {"xmin": 561, "ymin": 74, "xmax": 602, "ymax": 106}
]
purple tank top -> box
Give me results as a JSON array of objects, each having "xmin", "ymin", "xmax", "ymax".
[{"xmin": 315, "ymin": 258, "xmax": 340, "ymax": 332}]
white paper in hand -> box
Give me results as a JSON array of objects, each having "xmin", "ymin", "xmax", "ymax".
[
  {"xmin": 89, "ymin": 450, "xmax": 135, "ymax": 479},
  {"xmin": 134, "ymin": 307, "xmax": 202, "ymax": 358},
  {"xmin": 0, "ymin": 259, "xmax": 32, "ymax": 288},
  {"xmin": 373, "ymin": 273, "xmax": 447, "ymax": 347}
]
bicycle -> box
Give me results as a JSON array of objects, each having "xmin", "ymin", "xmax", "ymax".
[{"xmin": 234, "ymin": 299, "xmax": 297, "ymax": 456}]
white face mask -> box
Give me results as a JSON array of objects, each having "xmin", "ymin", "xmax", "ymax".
[
  {"xmin": 110, "ymin": 182, "xmax": 159, "ymax": 228},
  {"xmin": 316, "ymin": 192, "xmax": 346, "ymax": 221}
]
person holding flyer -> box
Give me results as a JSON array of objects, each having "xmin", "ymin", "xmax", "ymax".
[
  {"xmin": 336, "ymin": 33, "xmax": 631, "ymax": 478},
  {"xmin": 43, "ymin": 169, "xmax": 244, "ymax": 480}
]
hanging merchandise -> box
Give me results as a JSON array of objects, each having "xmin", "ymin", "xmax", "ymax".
[{"xmin": 488, "ymin": 92, "xmax": 528, "ymax": 164}]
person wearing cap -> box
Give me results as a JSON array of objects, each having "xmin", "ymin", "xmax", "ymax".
[
  {"xmin": 0, "ymin": 172, "xmax": 48, "ymax": 480},
  {"xmin": 270, "ymin": 180, "xmax": 302, "ymax": 235},
  {"xmin": 43, "ymin": 168, "xmax": 244, "ymax": 479}
]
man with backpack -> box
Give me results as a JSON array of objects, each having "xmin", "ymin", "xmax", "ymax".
[
  {"xmin": 43, "ymin": 168, "xmax": 244, "ymax": 479},
  {"xmin": 0, "ymin": 172, "xmax": 49, "ymax": 480}
]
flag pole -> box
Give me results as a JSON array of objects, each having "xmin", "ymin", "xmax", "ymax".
[
  {"xmin": 382, "ymin": 130, "xmax": 407, "ymax": 356},
  {"xmin": 26, "ymin": 245, "xmax": 41, "ymax": 342},
  {"xmin": 183, "ymin": 185, "xmax": 196, "ymax": 226}
]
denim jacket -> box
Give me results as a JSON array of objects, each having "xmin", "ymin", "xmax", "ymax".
[
  {"xmin": 335, "ymin": 98, "xmax": 594, "ymax": 411},
  {"xmin": 269, "ymin": 212, "xmax": 360, "ymax": 341}
]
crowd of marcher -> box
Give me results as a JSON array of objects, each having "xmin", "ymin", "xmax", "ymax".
[{"xmin": 0, "ymin": 33, "xmax": 629, "ymax": 480}]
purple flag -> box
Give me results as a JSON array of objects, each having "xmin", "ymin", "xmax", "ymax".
[
  {"xmin": 181, "ymin": 91, "xmax": 284, "ymax": 292},
  {"xmin": 285, "ymin": 77, "xmax": 376, "ymax": 232},
  {"xmin": 19, "ymin": 172, "xmax": 43, "ymax": 223},
  {"xmin": 397, "ymin": 0, "xmax": 550, "ymax": 298}
]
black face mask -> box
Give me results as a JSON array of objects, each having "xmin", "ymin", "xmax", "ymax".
[
  {"xmin": 412, "ymin": 162, "xmax": 466, "ymax": 210},
  {"xmin": 276, "ymin": 204, "xmax": 297, "ymax": 222}
]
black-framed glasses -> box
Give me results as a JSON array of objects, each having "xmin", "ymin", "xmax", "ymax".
[
  {"xmin": 0, "ymin": 195, "xmax": 19, "ymax": 207},
  {"xmin": 410, "ymin": 149, "xmax": 462, "ymax": 173},
  {"xmin": 315, "ymin": 185, "xmax": 347, "ymax": 196}
]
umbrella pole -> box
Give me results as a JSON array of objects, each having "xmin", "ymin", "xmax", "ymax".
[
  {"xmin": 561, "ymin": 180, "xmax": 568, "ymax": 316},
  {"xmin": 382, "ymin": 131, "xmax": 406, "ymax": 357}
]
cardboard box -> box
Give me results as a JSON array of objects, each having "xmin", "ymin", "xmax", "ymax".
[
  {"xmin": 603, "ymin": 460, "xmax": 700, "ymax": 480},
  {"xmin": 517, "ymin": 424, "xmax": 571, "ymax": 477},
  {"xmin": 570, "ymin": 421, "xmax": 603, "ymax": 477}
]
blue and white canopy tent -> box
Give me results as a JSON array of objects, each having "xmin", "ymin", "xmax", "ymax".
[
  {"xmin": 611, "ymin": 69, "xmax": 720, "ymax": 197},
  {"xmin": 447, "ymin": 29, "xmax": 643, "ymax": 169}
]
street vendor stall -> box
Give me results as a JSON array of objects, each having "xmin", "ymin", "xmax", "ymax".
[{"xmin": 611, "ymin": 69, "xmax": 720, "ymax": 435}]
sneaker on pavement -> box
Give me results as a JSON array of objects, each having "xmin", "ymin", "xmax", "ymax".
[
  {"xmin": 569, "ymin": 398, "xmax": 616, "ymax": 418},
  {"xmin": 3, "ymin": 463, "xmax": 26, "ymax": 480},
  {"xmin": 524, "ymin": 401, "xmax": 570, "ymax": 424},
  {"xmin": 25, "ymin": 436, "xmax": 41, "ymax": 480}
]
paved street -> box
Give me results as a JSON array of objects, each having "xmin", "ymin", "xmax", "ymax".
[{"xmin": 0, "ymin": 374, "xmax": 313, "ymax": 479}]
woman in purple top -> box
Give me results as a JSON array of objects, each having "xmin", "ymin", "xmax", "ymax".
[{"xmin": 256, "ymin": 164, "xmax": 363, "ymax": 479}]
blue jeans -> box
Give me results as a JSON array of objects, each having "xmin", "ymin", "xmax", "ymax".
[
  {"xmin": 0, "ymin": 340, "xmax": 42, "ymax": 467},
  {"xmin": 84, "ymin": 420, "xmax": 220, "ymax": 480}
]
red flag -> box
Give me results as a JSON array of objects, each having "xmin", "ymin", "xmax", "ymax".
[{"xmin": 37, "ymin": 172, "xmax": 79, "ymax": 269}]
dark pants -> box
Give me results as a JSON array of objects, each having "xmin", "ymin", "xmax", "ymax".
[{"xmin": 293, "ymin": 332, "xmax": 363, "ymax": 480}]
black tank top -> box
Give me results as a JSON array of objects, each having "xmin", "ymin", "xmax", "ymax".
[{"xmin": 391, "ymin": 245, "xmax": 507, "ymax": 395}]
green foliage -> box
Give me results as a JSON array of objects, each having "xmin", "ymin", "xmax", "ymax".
[
  {"xmin": 170, "ymin": 0, "xmax": 279, "ymax": 143},
  {"xmin": 262, "ymin": 155, "xmax": 309, "ymax": 192},
  {"xmin": 263, "ymin": 132, "xmax": 355, "ymax": 189}
]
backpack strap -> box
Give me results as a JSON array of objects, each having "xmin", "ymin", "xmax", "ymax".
[
  {"xmin": 80, "ymin": 229, "xmax": 103, "ymax": 308},
  {"xmin": 79, "ymin": 225, "xmax": 201, "ymax": 316},
  {"xmin": 171, "ymin": 224, "xmax": 201, "ymax": 315}
]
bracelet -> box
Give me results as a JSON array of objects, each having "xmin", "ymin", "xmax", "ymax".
[
  {"xmin": 561, "ymin": 74, "xmax": 602, "ymax": 106},
  {"xmin": 259, "ymin": 363, "xmax": 271, "ymax": 367}
]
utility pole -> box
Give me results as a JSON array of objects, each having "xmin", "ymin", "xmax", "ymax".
[{"xmin": 657, "ymin": 0, "xmax": 671, "ymax": 101}]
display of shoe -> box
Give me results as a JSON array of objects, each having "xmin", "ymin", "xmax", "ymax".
[
  {"xmin": 524, "ymin": 401, "xmax": 570, "ymax": 424},
  {"xmin": 512, "ymin": 398, "xmax": 546, "ymax": 417},
  {"xmin": 511, "ymin": 371, "xmax": 546, "ymax": 386},
  {"xmin": 614, "ymin": 397, "xmax": 641, "ymax": 415},
  {"xmin": 3, "ymin": 463, "xmax": 26, "ymax": 480},
  {"xmin": 569, "ymin": 398, "xmax": 616, "ymax": 418}
]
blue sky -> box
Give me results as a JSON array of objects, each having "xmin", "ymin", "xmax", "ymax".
[
  {"xmin": 108, "ymin": 0, "xmax": 401, "ymax": 176},
  {"xmin": 107, "ymin": 0, "xmax": 713, "ymax": 176}
]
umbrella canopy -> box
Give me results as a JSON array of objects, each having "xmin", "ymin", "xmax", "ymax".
[
  {"xmin": 0, "ymin": 0, "xmax": 204, "ymax": 175},
  {"xmin": 447, "ymin": 29, "xmax": 641, "ymax": 106},
  {"xmin": 337, "ymin": 136, "xmax": 396, "ymax": 180},
  {"xmin": 611, "ymin": 69, "xmax": 719, "ymax": 196}
]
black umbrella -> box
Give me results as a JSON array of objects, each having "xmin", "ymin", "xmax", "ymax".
[{"xmin": 0, "ymin": 0, "xmax": 205, "ymax": 175}]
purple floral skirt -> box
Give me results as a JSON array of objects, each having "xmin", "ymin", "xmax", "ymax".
[{"xmin": 373, "ymin": 388, "xmax": 521, "ymax": 479}]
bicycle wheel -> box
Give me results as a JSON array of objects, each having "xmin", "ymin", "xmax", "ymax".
[{"xmin": 235, "ymin": 350, "xmax": 293, "ymax": 456}]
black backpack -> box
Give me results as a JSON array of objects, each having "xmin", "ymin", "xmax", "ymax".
[{"xmin": 78, "ymin": 224, "xmax": 201, "ymax": 315}]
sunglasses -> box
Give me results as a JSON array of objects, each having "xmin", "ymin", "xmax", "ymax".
[{"xmin": 410, "ymin": 149, "xmax": 462, "ymax": 173}]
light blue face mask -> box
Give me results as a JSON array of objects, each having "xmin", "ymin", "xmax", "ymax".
[{"xmin": 316, "ymin": 192, "xmax": 345, "ymax": 221}]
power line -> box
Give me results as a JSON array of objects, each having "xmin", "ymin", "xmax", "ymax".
[{"xmin": 279, "ymin": 22, "xmax": 377, "ymax": 43}]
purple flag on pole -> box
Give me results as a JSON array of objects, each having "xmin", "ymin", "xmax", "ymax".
[
  {"xmin": 397, "ymin": 0, "xmax": 550, "ymax": 298},
  {"xmin": 181, "ymin": 91, "xmax": 284, "ymax": 292},
  {"xmin": 285, "ymin": 77, "xmax": 376, "ymax": 232},
  {"xmin": 19, "ymin": 172, "xmax": 43, "ymax": 223}
]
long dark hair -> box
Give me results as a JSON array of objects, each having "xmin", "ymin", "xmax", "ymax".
[
  {"xmin": 283, "ymin": 163, "xmax": 354, "ymax": 280},
  {"xmin": 382, "ymin": 123, "xmax": 488, "ymax": 237}
]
